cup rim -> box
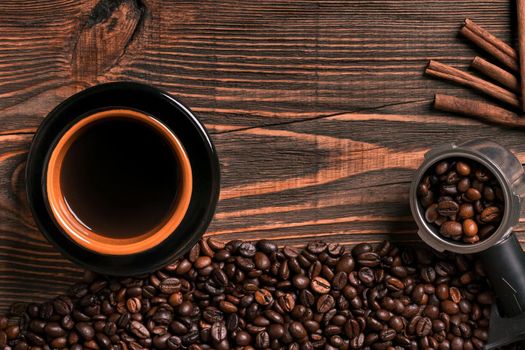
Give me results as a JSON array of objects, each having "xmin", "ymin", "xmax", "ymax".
[{"xmin": 45, "ymin": 108, "xmax": 193, "ymax": 255}]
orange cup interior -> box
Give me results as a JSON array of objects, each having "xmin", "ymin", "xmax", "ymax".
[{"xmin": 46, "ymin": 109, "xmax": 193, "ymax": 255}]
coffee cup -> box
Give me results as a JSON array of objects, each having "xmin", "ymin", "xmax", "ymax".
[{"xmin": 26, "ymin": 82, "xmax": 220, "ymax": 275}]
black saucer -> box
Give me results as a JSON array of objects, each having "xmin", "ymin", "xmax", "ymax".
[{"xmin": 26, "ymin": 82, "xmax": 220, "ymax": 276}]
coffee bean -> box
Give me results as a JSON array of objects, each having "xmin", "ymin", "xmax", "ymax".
[
  {"xmin": 449, "ymin": 287, "xmax": 462, "ymax": 303},
  {"xmin": 130, "ymin": 320, "xmax": 150, "ymax": 339},
  {"xmin": 440, "ymin": 221, "xmax": 462, "ymax": 237},
  {"xmin": 127, "ymin": 297, "xmax": 141, "ymax": 313},
  {"xmin": 311, "ymin": 276, "xmax": 331, "ymax": 294},
  {"xmin": 176, "ymin": 302, "xmax": 193, "ymax": 318},
  {"xmin": 256, "ymin": 240, "xmax": 277, "ymax": 253},
  {"xmin": 291, "ymin": 274, "xmax": 309, "ymax": 290},
  {"xmin": 75, "ymin": 322, "xmax": 95, "ymax": 340},
  {"xmin": 254, "ymin": 252, "xmax": 270, "ymax": 270},
  {"xmin": 456, "ymin": 161, "xmax": 471, "ymax": 176},
  {"xmin": 389, "ymin": 316, "xmax": 405, "ymax": 332},
  {"xmin": 53, "ymin": 296, "xmax": 73, "ymax": 316},
  {"xmin": 441, "ymin": 300, "xmax": 459, "ymax": 315},
  {"xmin": 283, "ymin": 246, "xmax": 300, "ymax": 258},
  {"xmin": 480, "ymin": 206, "xmax": 501, "ymax": 223},
  {"xmin": 356, "ymin": 252, "xmax": 380, "ymax": 267},
  {"xmin": 239, "ymin": 242, "xmax": 256, "ymax": 257},
  {"xmin": 385, "ymin": 277, "xmax": 404, "ymax": 292},
  {"xmin": 235, "ymin": 330, "xmax": 251, "ymax": 346},
  {"xmin": 254, "ymin": 289, "xmax": 273, "ymax": 306},
  {"xmin": 379, "ymin": 328, "xmax": 396, "ymax": 342},
  {"xmin": 332, "ymin": 271, "xmax": 347, "ymax": 290},
  {"xmin": 437, "ymin": 201, "xmax": 459, "ymax": 216},
  {"xmin": 358, "ymin": 267, "xmax": 375, "ymax": 285},
  {"xmin": 277, "ymin": 293, "xmax": 295, "ymax": 312},
  {"xmin": 415, "ymin": 317, "xmax": 432, "ymax": 336},
  {"xmin": 0, "ymin": 238, "xmax": 495, "ymax": 350},
  {"xmin": 175, "ymin": 260, "xmax": 192, "ymax": 275},
  {"xmin": 462, "ymin": 219, "xmax": 478, "ymax": 237},
  {"xmin": 349, "ymin": 333, "xmax": 365, "ymax": 349},
  {"xmin": 419, "ymin": 158, "xmax": 503, "ymax": 243},
  {"xmin": 335, "ymin": 255, "xmax": 355, "ymax": 273},
  {"xmin": 255, "ymin": 331, "xmax": 270, "ymax": 349},
  {"xmin": 268, "ymin": 324, "xmax": 285, "ymax": 339},
  {"xmin": 317, "ymin": 294, "xmax": 335, "ymax": 313},
  {"xmin": 160, "ymin": 278, "xmax": 181, "ymax": 294},
  {"xmin": 435, "ymin": 161, "xmax": 449, "ymax": 175},
  {"xmin": 466, "ymin": 188, "xmax": 482, "ymax": 201},
  {"xmin": 457, "ymin": 177, "xmax": 470, "ymax": 192},
  {"xmin": 195, "ymin": 256, "xmax": 212, "ymax": 269},
  {"xmin": 289, "ymin": 322, "xmax": 307, "ymax": 339},
  {"xmin": 307, "ymin": 241, "xmax": 327, "ymax": 254},
  {"xmin": 210, "ymin": 322, "xmax": 227, "ymax": 342},
  {"xmin": 44, "ymin": 322, "xmax": 66, "ymax": 338}
]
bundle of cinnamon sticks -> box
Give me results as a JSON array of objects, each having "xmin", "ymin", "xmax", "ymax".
[{"xmin": 425, "ymin": 5, "xmax": 525, "ymax": 128}]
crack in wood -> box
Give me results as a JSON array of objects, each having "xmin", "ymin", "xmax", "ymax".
[{"xmin": 209, "ymin": 98, "xmax": 433, "ymax": 135}]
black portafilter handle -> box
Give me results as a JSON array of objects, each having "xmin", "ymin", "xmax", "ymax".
[
  {"xmin": 479, "ymin": 234, "xmax": 525, "ymax": 349},
  {"xmin": 479, "ymin": 234, "xmax": 525, "ymax": 317}
]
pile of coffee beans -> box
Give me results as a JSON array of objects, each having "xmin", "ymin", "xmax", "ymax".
[
  {"xmin": 1, "ymin": 238, "xmax": 494, "ymax": 350},
  {"xmin": 417, "ymin": 158, "xmax": 504, "ymax": 244}
]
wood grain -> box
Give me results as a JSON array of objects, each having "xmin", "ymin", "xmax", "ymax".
[{"xmin": 0, "ymin": 0, "xmax": 521, "ymax": 312}]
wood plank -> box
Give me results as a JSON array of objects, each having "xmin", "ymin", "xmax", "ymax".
[{"xmin": 0, "ymin": 0, "xmax": 521, "ymax": 313}]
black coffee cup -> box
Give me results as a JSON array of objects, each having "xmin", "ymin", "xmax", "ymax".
[{"xmin": 26, "ymin": 82, "xmax": 220, "ymax": 275}]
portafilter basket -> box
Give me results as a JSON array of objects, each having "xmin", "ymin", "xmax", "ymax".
[{"xmin": 409, "ymin": 139, "xmax": 525, "ymax": 349}]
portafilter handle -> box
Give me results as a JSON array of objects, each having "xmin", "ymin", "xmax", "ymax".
[
  {"xmin": 479, "ymin": 234, "xmax": 525, "ymax": 317},
  {"xmin": 482, "ymin": 233, "xmax": 525, "ymax": 349}
]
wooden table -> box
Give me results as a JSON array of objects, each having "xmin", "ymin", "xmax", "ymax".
[{"xmin": 0, "ymin": 0, "xmax": 521, "ymax": 312}]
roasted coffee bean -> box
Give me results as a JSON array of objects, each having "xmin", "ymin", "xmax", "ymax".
[
  {"xmin": 0, "ymin": 238, "xmax": 495, "ymax": 350},
  {"xmin": 435, "ymin": 161, "xmax": 450, "ymax": 175},
  {"xmin": 210, "ymin": 322, "xmax": 227, "ymax": 342},
  {"xmin": 456, "ymin": 161, "xmax": 471, "ymax": 176},
  {"xmin": 44, "ymin": 322, "xmax": 66, "ymax": 338},
  {"xmin": 254, "ymin": 289, "xmax": 273, "ymax": 305},
  {"xmin": 441, "ymin": 300, "xmax": 460, "ymax": 315},
  {"xmin": 255, "ymin": 331, "xmax": 270, "ymax": 349},
  {"xmin": 440, "ymin": 221, "xmax": 463, "ymax": 237},
  {"xmin": 356, "ymin": 252, "xmax": 380, "ymax": 267},
  {"xmin": 130, "ymin": 320, "xmax": 150, "ymax": 339},
  {"xmin": 268, "ymin": 324, "xmax": 285, "ymax": 339},
  {"xmin": 332, "ymin": 271, "xmax": 347, "ymax": 290},
  {"xmin": 425, "ymin": 204, "xmax": 439, "ymax": 223},
  {"xmin": 311, "ymin": 276, "xmax": 331, "ymax": 294},
  {"xmin": 317, "ymin": 294, "xmax": 335, "ymax": 313},
  {"xmin": 289, "ymin": 322, "xmax": 307, "ymax": 339},
  {"xmin": 160, "ymin": 278, "xmax": 181, "ymax": 294},
  {"xmin": 336, "ymin": 255, "xmax": 355, "ymax": 273},
  {"xmin": 480, "ymin": 206, "xmax": 501, "ymax": 223},
  {"xmin": 462, "ymin": 219, "xmax": 478, "ymax": 237},
  {"xmin": 457, "ymin": 177, "xmax": 471, "ymax": 192},
  {"xmin": 75, "ymin": 322, "xmax": 95, "ymax": 340},
  {"xmin": 437, "ymin": 201, "xmax": 459, "ymax": 216},
  {"xmin": 415, "ymin": 317, "xmax": 432, "ymax": 336},
  {"xmin": 419, "ymin": 158, "xmax": 503, "ymax": 243}
]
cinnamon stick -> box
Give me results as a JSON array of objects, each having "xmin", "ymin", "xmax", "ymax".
[
  {"xmin": 460, "ymin": 20, "xmax": 518, "ymax": 72},
  {"xmin": 464, "ymin": 19, "xmax": 517, "ymax": 60},
  {"xmin": 425, "ymin": 60, "xmax": 520, "ymax": 108},
  {"xmin": 518, "ymin": 0, "xmax": 525, "ymax": 111},
  {"xmin": 470, "ymin": 56, "xmax": 519, "ymax": 93},
  {"xmin": 434, "ymin": 94, "xmax": 525, "ymax": 128}
]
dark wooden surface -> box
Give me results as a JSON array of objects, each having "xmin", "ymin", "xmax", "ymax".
[{"xmin": 0, "ymin": 0, "xmax": 523, "ymax": 312}]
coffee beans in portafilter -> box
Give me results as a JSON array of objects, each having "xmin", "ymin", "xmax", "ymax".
[
  {"xmin": 418, "ymin": 158, "xmax": 504, "ymax": 244},
  {"xmin": 1, "ymin": 238, "xmax": 495, "ymax": 350}
]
